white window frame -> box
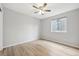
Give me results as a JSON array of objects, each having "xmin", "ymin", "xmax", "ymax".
[{"xmin": 51, "ymin": 17, "xmax": 67, "ymax": 32}]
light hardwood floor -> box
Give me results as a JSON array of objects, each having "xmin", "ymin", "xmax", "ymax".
[{"xmin": 0, "ymin": 40, "xmax": 79, "ymax": 56}]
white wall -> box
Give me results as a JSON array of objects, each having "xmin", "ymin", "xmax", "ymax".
[
  {"xmin": 40, "ymin": 8, "xmax": 79, "ymax": 48},
  {"xmin": 2, "ymin": 5, "xmax": 79, "ymax": 48},
  {"xmin": 3, "ymin": 7, "xmax": 40, "ymax": 48},
  {"xmin": 0, "ymin": 4, "xmax": 3, "ymax": 50}
]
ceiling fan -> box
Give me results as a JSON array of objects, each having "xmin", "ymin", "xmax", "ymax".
[{"xmin": 32, "ymin": 3, "xmax": 51, "ymax": 15}]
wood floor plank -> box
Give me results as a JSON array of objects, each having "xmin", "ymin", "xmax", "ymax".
[{"xmin": 0, "ymin": 40, "xmax": 79, "ymax": 56}]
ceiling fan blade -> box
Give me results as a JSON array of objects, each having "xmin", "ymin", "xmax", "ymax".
[
  {"xmin": 33, "ymin": 5, "xmax": 39, "ymax": 9},
  {"xmin": 0, "ymin": 8, "xmax": 2, "ymax": 12},
  {"xmin": 45, "ymin": 10, "xmax": 51, "ymax": 12},
  {"xmin": 43, "ymin": 3, "xmax": 47, "ymax": 7},
  {"xmin": 34, "ymin": 11, "xmax": 39, "ymax": 13}
]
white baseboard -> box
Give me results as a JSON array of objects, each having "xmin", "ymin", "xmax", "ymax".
[
  {"xmin": 3, "ymin": 39, "xmax": 37, "ymax": 48},
  {"xmin": 41, "ymin": 37, "xmax": 79, "ymax": 48}
]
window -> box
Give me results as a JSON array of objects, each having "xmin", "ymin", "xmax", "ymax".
[{"xmin": 51, "ymin": 17, "xmax": 67, "ymax": 32}]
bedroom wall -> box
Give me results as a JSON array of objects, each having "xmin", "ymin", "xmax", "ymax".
[
  {"xmin": 40, "ymin": 8, "xmax": 79, "ymax": 48},
  {"xmin": 0, "ymin": 4, "xmax": 3, "ymax": 50},
  {"xmin": 3, "ymin": 7, "xmax": 40, "ymax": 48}
]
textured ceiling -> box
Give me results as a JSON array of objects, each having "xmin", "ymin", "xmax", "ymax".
[{"xmin": 3, "ymin": 3, "xmax": 79, "ymax": 19}]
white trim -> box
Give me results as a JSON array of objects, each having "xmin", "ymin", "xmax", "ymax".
[
  {"xmin": 3, "ymin": 39, "xmax": 37, "ymax": 48},
  {"xmin": 41, "ymin": 37, "xmax": 79, "ymax": 48}
]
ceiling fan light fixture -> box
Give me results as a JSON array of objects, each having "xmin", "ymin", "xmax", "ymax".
[{"xmin": 38, "ymin": 10, "xmax": 44, "ymax": 15}]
